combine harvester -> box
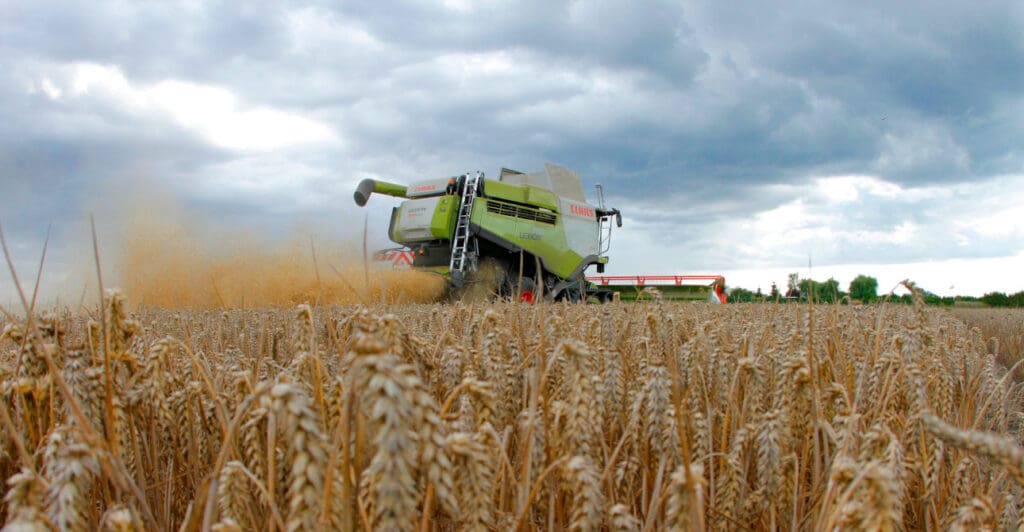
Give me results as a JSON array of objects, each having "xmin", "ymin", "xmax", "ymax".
[{"xmin": 355, "ymin": 163, "xmax": 725, "ymax": 303}]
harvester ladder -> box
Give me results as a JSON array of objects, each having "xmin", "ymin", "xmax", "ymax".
[{"xmin": 450, "ymin": 171, "xmax": 482, "ymax": 273}]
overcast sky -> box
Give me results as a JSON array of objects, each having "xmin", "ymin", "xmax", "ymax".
[{"xmin": 2, "ymin": 0, "xmax": 1023, "ymax": 303}]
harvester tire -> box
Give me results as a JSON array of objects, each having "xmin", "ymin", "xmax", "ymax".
[{"xmin": 513, "ymin": 277, "xmax": 536, "ymax": 304}]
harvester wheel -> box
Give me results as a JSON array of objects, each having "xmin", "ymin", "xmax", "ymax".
[
  {"xmin": 514, "ymin": 278, "xmax": 536, "ymax": 304},
  {"xmin": 454, "ymin": 258, "xmax": 506, "ymax": 302}
]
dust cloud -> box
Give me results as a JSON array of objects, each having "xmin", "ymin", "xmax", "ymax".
[{"xmin": 101, "ymin": 188, "xmax": 446, "ymax": 309}]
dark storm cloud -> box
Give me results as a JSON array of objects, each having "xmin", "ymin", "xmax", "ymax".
[
  {"xmin": 1, "ymin": 0, "xmax": 1023, "ymax": 300},
  {"xmin": 687, "ymin": 1, "xmax": 1024, "ymax": 182},
  {"xmin": 5, "ymin": 0, "xmax": 1021, "ymax": 190},
  {"xmin": 761, "ymin": 4, "xmax": 1024, "ymax": 117},
  {"xmin": 305, "ymin": 0, "xmax": 1021, "ymax": 189},
  {"xmin": 336, "ymin": 0, "xmax": 708, "ymax": 82},
  {"xmin": 4, "ymin": 1, "xmax": 291, "ymax": 82},
  {"xmin": 11, "ymin": 0, "xmax": 1010, "ymax": 192}
]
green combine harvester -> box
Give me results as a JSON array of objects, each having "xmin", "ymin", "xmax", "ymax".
[{"xmin": 354, "ymin": 163, "xmax": 622, "ymax": 302}]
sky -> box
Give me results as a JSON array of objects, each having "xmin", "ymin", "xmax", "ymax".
[{"xmin": 1, "ymin": 0, "xmax": 1023, "ymax": 304}]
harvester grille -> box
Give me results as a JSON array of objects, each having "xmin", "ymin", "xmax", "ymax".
[{"xmin": 485, "ymin": 199, "xmax": 557, "ymax": 225}]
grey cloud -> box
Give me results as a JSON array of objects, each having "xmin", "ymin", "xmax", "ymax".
[
  {"xmin": 5, "ymin": 1, "xmax": 292, "ymax": 83},
  {"xmin": 2, "ymin": 0, "xmax": 1023, "ymax": 299},
  {"xmin": 15, "ymin": 0, "xmax": 1013, "ymax": 189},
  {"xmin": 689, "ymin": 1, "xmax": 1024, "ymax": 183},
  {"xmin": 321, "ymin": 1, "xmax": 705, "ymax": 73}
]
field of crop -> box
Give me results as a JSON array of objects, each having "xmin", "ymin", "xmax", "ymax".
[
  {"xmin": 2, "ymin": 295, "xmax": 1023, "ymax": 530},
  {"xmin": 953, "ymin": 308, "xmax": 1024, "ymax": 379}
]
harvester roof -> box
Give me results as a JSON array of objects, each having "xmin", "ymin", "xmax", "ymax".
[{"xmin": 498, "ymin": 163, "xmax": 586, "ymax": 202}]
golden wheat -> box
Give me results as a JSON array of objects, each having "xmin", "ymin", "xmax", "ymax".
[{"xmin": 2, "ymin": 293, "xmax": 1024, "ymax": 530}]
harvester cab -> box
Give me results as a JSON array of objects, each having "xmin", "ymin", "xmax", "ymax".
[{"xmin": 353, "ymin": 163, "xmax": 621, "ymax": 302}]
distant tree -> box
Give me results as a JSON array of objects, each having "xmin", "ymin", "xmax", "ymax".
[
  {"xmin": 729, "ymin": 287, "xmax": 756, "ymax": 302},
  {"xmin": 982, "ymin": 292, "xmax": 1010, "ymax": 307},
  {"xmin": 818, "ymin": 278, "xmax": 842, "ymax": 303},
  {"xmin": 770, "ymin": 282, "xmax": 779, "ymax": 300},
  {"xmin": 798, "ymin": 277, "xmax": 844, "ymax": 303},
  {"xmin": 849, "ymin": 274, "xmax": 879, "ymax": 303}
]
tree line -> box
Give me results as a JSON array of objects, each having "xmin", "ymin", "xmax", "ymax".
[{"xmin": 728, "ymin": 273, "xmax": 1024, "ymax": 307}]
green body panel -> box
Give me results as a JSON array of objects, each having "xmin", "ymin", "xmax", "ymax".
[
  {"xmin": 482, "ymin": 179, "xmax": 559, "ymax": 212},
  {"xmin": 388, "ymin": 196, "xmax": 456, "ymax": 242},
  {"xmin": 374, "ymin": 168, "xmax": 608, "ymax": 285},
  {"xmin": 470, "ymin": 198, "xmax": 585, "ymax": 279},
  {"xmin": 430, "ymin": 196, "xmax": 459, "ymax": 239},
  {"xmin": 355, "ymin": 178, "xmax": 408, "ymax": 206},
  {"xmin": 374, "ymin": 180, "xmax": 408, "ymax": 198},
  {"xmin": 386, "ymin": 192, "xmax": 594, "ymax": 279}
]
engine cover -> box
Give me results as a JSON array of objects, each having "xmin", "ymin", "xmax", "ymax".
[{"xmin": 389, "ymin": 196, "xmax": 457, "ymax": 243}]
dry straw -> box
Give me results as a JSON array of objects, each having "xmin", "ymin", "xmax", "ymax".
[{"xmin": 2, "ymin": 290, "xmax": 1023, "ymax": 530}]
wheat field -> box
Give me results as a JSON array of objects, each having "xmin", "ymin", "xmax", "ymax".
[{"xmin": 2, "ymin": 292, "xmax": 1023, "ymax": 530}]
